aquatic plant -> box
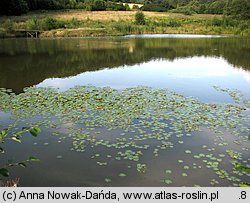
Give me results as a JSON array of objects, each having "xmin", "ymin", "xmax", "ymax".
[{"xmin": 0, "ymin": 85, "xmax": 249, "ymax": 185}]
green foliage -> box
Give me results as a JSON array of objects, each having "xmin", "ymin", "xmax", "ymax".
[
  {"xmin": 183, "ymin": 9, "xmax": 193, "ymax": 16},
  {"xmin": 84, "ymin": 0, "xmax": 106, "ymax": 11},
  {"xmin": 211, "ymin": 17, "xmax": 224, "ymax": 27},
  {"xmin": 0, "ymin": 129, "xmax": 8, "ymax": 142},
  {"xmin": 0, "ymin": 123, "xmax": 40, "ymax": 178},
  {"xmin": 0, "ymin": 156, "xmax": 40, "ymax": 178},
  {"xmin": 29, "ymin": 156, "xmax": 40, "ymax": 161},
  {"xmin": 29, "ymin": 127, "xmax": 41, "ymax": 137},
  {"xmin": 0, "ymin": 0, "xmax": 249, "ymax": 19},
  {"xmin": 0, "ymin": 168, "xmax": 9, "ymax": 177},
  {"xmin": 0, "ymin": 0, "xmax": 130, "ymax": 14},
  {"xmin": 26, "ymin": 18, "xmax": 39, "ymax": 30},
  {"xmin": 26, "ymin": 17, "xmax": 66, "ymax": 30},
  {"xmin": 106, "ymin": 2, "xmax": 128, "ymax": 11},
  {"xmin": 0, "ymin": 0, "xmax": 28, "ymax": 16},
  {"xmin": 235, "ymin": 163, "xmax": 250, "ymax": 172},
  {"xmin": 40, "ymin": 16, "xmax": 65, "ymax": 30},
  {"xmin": 25, "ymin": 0, "xmax": 64, "ymax": 10},
  {"xmin": 225, "ymin": 0, "xmax": 250, "ymax": 20},
  {"xmin": 114, "ymin": 21, "xmax": 137, "ymax": 33},
  {"xmin": 209, "ymin": 16, "xmax": 241, "ymax": 28},
  {"xmin": 135, "ymin": 11, "xmax": 146, "ymax": 25},
  {"xmin": 207, "ymin": 0, "xmax": 226, "ymax": 14},
  {"xmin": 68, "ymin": 17, "xmax": 81, "ymax": 28},
  {"xmin": 239, "ymin": 182, "xmax": 250, "ymax": 187},
  {"xmin": 142, "ymin": 0, "xmax": 248, "ymax": 17},
  {"xmin": 167, "ymin": 18, "xmax": 181, "ymax": 27},
  {"xmin": 2, "ymin": 20, "xmax": 15, "ymax": 33},
  {"xmin": 142, "ymin": 4, "xmax": 168, "ymax": 12}
]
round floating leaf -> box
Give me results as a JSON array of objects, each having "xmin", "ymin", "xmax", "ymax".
[
  {"xmin": 0, "ymin": 85, "xmax": 249, "ymax": 186},
  {"xmin": 164, "ymin": 179, "xmax": 172, "ymax": 185},
  {"xmin": 182, "ymin": 173, "xmax": 188, "ymax": 177}
]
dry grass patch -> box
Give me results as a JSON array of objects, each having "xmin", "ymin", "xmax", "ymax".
[{"xmin": 2, "ymin": 10, "xmax": 222, "ymax": 23}]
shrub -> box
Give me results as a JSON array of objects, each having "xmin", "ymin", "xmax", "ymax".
[
  {"xmin": 135, "ymin": 11, "xmax": 145, "ymax": 25},
  {"xmin": 2, "ymin": 20, "xmax": 14, "ymax": 32},
  {"xmin": 26, "ymin": 18, "xmax": 39, "ymax": 30},
  {"xmin": 167, "ymin": 19, "xmax": 181, "ymax": 27},
  {"xmin": 132, "ymin": 5, "xmax": 139, "ymax": 10},
  {"xmin": 211, "ymin": 17, "xmax": 224, "ymax": 26},
  {"xmin": 114, "ymin": 22, "xmax": 136, "ymax": 33},
  {"xmin": 69, "ymin": 17, "xmax": 81, "ymax": 27},
  {"xmin": 142, "ymin": 4, "xmax": 168, "ymax": 12},
  {"xmin": 183, "ymin": 8, "xmax": 194, "ymax": 16},
  {"xmin": 40, "ymin": 17, "xmax": 65, "ymax": 30},
  {"xmin": 225, "ymin": 0, "xmax": 250, "ymax": 20}
]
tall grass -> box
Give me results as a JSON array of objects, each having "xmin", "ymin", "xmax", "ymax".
[{"xmin": 0, "ymin": 12, "xmax": 250, "ymax": 37}]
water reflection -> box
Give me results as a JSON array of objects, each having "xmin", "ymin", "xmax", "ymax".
[
  {"xmin": 38, "ymin": 56, "xmax": 250, "ymax": 102},
  {"xmin": 1, "ymin": 35, "xmax": 250, "ymax": 187},
  {"xmin": 0, "ymin": 36, "xmax": 250, "ymax": 94}
]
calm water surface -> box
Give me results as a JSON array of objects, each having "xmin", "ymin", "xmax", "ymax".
[{"xmin": 0, "ymin": 35, "xmax": 249, "ymax": 186}]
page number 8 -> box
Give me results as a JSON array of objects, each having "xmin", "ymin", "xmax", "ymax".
[{"xmin": 240, "ymin": 191, "xmax": 246, "ymax": 199}]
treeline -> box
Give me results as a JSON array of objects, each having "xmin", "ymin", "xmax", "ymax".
[
  {"xmin": 0, "ymin": 0, "xmax": 130, "ymax": 16},
  {"xmin": 142, "ymin": 0, "xmax": 250, "ymax": 20},
  {"xmin": 0, "ymin": 0, "xmax": 250, "ymax": 20}
]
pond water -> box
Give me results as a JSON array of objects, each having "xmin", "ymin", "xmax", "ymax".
[{"xmin": 0, "ymin": 35, "xmax": 249, "ymax": 186}]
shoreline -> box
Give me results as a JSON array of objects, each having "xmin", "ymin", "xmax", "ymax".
[
  {"xmin": 0, "ymin": 29, "xmax": 244, "ymax": 39},
  {"xmin": 1, "ymin": 11, "xmax": 249, "ymax": 38}
]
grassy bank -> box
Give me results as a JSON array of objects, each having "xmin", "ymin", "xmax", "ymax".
[{"xmin": 0, "ymin": 10, "xmax": 250, "ymax": 38}]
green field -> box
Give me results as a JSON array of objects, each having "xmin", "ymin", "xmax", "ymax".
[{"xmin": 0, "ymin": 10, "xmax": 250, "ymax": 38}]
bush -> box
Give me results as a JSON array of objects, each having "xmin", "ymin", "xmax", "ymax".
[
  {"xmin": 167, "ymin": 19, "xmax": 181, "ymax": 27},
  {"xmin": 183, "ymin": 9, "xmax": 193, "ymax": 16},
  {"xmin": 225, "ymin": 0, "xmax": 250, "ymax": 20},
  {"xmin": 69, "ymin": 17, "xmax": 81, "ymax": 27},
  {"xmin": 114, "ymin": 22, "xmax": 136, "ymax": 33},
  {"xmin": 171, "ymin": 7, "xmax": 194, "ymax": 15},
  {"xmin": 26, "ymin": 18, "xmax": 39, "ymax": 30},
  {"xmin": 207, "ymin": 0, "xmax": 226, "ymax": 14},
  {"xmin": 211, "ymin": 17, "xmax": 224, "ymax": 26},
  {"xmin": 40, "ymin": 17, "xmax": 65, "ymax": 30},
  {"xmin": 2, "ymin": 20, "xmax": 15, "ymax": 32},
  {"xmin": 135, "ymin": 12, "xmax": 145, "ymax": 25},
  {"xmin": 132, "ymin": 5, "xmax": 139, "ymax": 10},
  {"xmin": 142, "ymin": 4, "xmax": 168, "ymax": 12},
  {"xmin": 106, "ymin": 2, "xmax": 127, "ymax": 11}
]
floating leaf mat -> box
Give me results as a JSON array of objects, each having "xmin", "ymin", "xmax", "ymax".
[{"xmin": 0, "ymin": 86, "xmax": 249, "ymax": 186}]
